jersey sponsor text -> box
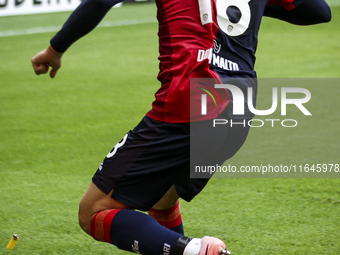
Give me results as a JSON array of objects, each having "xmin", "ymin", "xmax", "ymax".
[{"xmin": 197, "ymin": 49, "xmax": 239, "ymax": 71}]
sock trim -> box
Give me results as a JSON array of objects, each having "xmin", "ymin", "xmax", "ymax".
[
  {"xmin": 90, "ymin": 209, "xmax": 121, "ymax": 243},
  {"xmin": 148, "ymin": 201, "xmax": 182, "ymax": 228}
]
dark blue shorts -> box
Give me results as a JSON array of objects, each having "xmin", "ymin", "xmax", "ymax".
[{"xmin": 92, "ymin": 114, "xmax": 250, "ymax": 211}]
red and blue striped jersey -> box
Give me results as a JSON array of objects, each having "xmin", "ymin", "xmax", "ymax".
[{"xmin": 146, "ymin": 0, "xmax": 304, "ymax": 123}]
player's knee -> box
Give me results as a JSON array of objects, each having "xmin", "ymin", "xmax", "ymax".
[{"xmin": 78, "ymin": 205, "xmax": 92, "ymax": 235}]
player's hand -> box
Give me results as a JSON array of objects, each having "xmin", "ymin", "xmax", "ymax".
[{"xmin": 31, "ymin": 45, "xmax": 63, "ymax": 78}]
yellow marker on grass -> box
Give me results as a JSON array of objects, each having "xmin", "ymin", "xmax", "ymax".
[{"xmin": 7, "ymin": 234, "xmax": 19, "ymax": 250}]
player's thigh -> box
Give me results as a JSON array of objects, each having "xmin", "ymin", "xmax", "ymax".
[
  {"xmin": 151, "ymin": 185, "xmax": 180, "ymax": 210},
  {"xmin": 78, "ymin": 181, "xmax": 131, "ymax": 234}
]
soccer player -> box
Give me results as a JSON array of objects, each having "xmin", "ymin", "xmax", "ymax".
[{"xmin": 31, "ymin": 0, "xmax": 331, "ymax": 254}]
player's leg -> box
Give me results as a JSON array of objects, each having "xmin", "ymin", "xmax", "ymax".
[
  {"xmin": 78, "ymin": 116, "xmax": 230, "ymax": 255},
  {"xmin": 78, "ymin": 181, "xmax": 184, "ymax": 254},
  {"xmin": 79, "ymin": 182, "xmax": 183, "ymax": 234},
  {"xmin": 79, "ymin": 181, "xmax": 229, "ymax": 255},
  {"xmin": 78, "ymin": 181, "xmax": 131, "ymax": 235}
]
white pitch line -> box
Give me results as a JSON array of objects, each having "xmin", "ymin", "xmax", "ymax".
[
  {"xmin": 0, "ymin": 26, "xmax": 62, "ymax": 37},
  {"xmin": 0, "ymin": 17, "xmax": 157, "ymax": 38}
]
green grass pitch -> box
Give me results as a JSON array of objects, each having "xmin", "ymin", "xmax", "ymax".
[{"xmin": 1, "ymin": 2, "xmax": 340, "ymax": 254}]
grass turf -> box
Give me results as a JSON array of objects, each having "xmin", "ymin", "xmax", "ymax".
[{"xmin": 0, "ymin": 2, "xmax": 339, "ymax": 254}]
